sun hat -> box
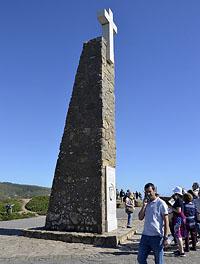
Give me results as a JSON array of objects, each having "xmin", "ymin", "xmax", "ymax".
[{"xmin": 172, "ymin": 186, "xmax": 183, "ymax": 195}]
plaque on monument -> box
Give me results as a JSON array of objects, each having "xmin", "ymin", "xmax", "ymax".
[{"xmin": 105, "ymin": 166, "xmax": 117, "ymax": 232}]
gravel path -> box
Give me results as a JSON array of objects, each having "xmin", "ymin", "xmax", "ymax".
[
  {"xmin": 20, "ymin": 199, "xmax": 31, "ymax": 213},
  {"xmin": 0, "ymin": 208, "xmax": 200, "ymax": 264}
]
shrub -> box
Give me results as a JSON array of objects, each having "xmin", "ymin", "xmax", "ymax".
[
  {"xmin": 0, "ymin": 199, "xmax": 22, "ymax": 213},
  {"xmin": 25, "ymin": 195, "xmax": 49, "ymax": 215}
]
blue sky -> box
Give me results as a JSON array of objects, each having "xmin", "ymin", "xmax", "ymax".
[{"xmin": 0, "ymin": 1, "xmax": 200, "ymax": 196}]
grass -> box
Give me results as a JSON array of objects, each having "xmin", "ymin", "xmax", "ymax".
[
  {"xmin": 0, "ymin": 196, "xmax": 49, "ymax": 221},
  {"xmin": 0, "ymin": 198, "xmax": 37, "ymax": 221},
  {"xmin": 0, "ymin": 199, "xmax": 22, "ymax": 213},
  {"xmin": 0, "ymin": 212, "xmax": 36, "ymax": 221}
]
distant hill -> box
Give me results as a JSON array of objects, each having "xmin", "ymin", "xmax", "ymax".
[{"xmin": 0, "ymin": 182, "xmax": 51, "ymax": 200}]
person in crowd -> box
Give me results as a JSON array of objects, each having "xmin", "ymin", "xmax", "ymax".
[
  {"xmin": 5, "ymin": 204, "xmax": 14, "ymax": 214},
  {"xmin": 166, "ymin": 198, "xmax": 175, "ymax": 243},
  {"xmin": 125, "ymin": 192, "xmax": 135, "ymax": 228},
  {"xmin": 188, "ymin": 189, "xmax": 198, "ymax": 200},
  {"xmin": 126, "ymin": 189, "xmax": 130, "ymax": 196},
  {"xmin": 116, "ymin": 189, "xmax": 120, "ymax": 200},
  {"xmin": 171, "ymin": 186, "xmax": 186, "ymax": 257},
  {"xmin": 137, "ymin": 183, "xmax": 169, "ymax": 264},
  {"xmin": 135, "ymin": 191, "xmax": 139, "ymax": 199},
  {"xmin": 183, "ymin": 192, "xmax": 197, "ymax": 251},
  {"xmin": 194, "ymin": 189, "xmax": 200, "ymax": 237},
  {"xmin": 120, "ymin": 189, "xmax": 125, "ymax": 202},
  {"xmin": 192, "ymin": 182, "xmax": 199, "ymax": 198},
  {"xmin": 187, "ymin": 189, "xmax": 200, "ymax": 241},
  {"xmin": 138, "ymin": 192, "xmax": 142, "ymax": 200},
  {"xmin": 123, "ymin": 189, "xmax": 130, "ymax": 203}
]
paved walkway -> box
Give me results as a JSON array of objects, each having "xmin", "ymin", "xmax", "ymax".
[{"xmin": 0, "ymin": 208, "xmax": 200, "ymax": 264}]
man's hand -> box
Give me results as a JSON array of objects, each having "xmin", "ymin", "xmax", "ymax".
[
  {"xmin": 138, "ymin": 201, "xmax": 147, "ymax": 220},
  {"xmin": 143, "ymin": 198, "xmax": 148, "ymax": 206},
  {"xmin": 163, "ymin": 237, "xmax": 169, "ymax": 247}
]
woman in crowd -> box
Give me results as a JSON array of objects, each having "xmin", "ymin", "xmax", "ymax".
[
  {"xmin": 171, "ymin": 186, "xmax": 186, "ymax": 257},
  {"xmin": 125, "ymin": 192, "xmax": 135, "ymax": 228},
  {"xmin": 183, "ymin": 192, "xmax": 197, "ymax": 252}
]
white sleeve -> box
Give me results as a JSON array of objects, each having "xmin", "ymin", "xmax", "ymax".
[{"xmin": 161, "ymin": 201, "xmax": 168, "ymax": 215}]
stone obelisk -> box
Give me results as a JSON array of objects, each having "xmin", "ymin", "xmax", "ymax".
[{"xmin": 45, "ymin": 9, "xmax": 117, "ymax": 234}]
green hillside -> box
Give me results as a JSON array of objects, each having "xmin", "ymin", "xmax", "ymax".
[{"xmin": 0, "ymin": 182, "xmax": 51, "ymax": 200}]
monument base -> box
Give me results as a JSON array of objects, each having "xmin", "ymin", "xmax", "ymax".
[{"xmin": 22, "ymin": 219, "xmax": 136, "ymax": 248}]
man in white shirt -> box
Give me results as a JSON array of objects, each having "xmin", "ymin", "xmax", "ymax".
[{"xmin": 137, "ymin": 183, "xmax": 169, "ymax": 264}]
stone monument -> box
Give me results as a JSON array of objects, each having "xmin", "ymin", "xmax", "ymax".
[{"xmin": 45, "ymin": 8, "xmax": 117, "ymax": 234}]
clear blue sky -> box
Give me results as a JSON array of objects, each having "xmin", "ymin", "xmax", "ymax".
[{"xmin": 0, "ymin": 1, "xmax": 200, "ymax": 196}]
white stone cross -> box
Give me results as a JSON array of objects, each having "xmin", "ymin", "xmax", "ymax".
[{"xmin": 97, "ymin": 8, "xmax": 117, "ymax": 64}]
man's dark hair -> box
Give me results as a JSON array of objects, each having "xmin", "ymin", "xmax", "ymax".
[{"xmin": 144, "ymin": 183, "xmax": 155, "ymax": 190}]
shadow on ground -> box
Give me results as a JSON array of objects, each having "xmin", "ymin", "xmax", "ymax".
[
  {"xmin": 0, "ymin": 228, "xmax": 23, "ymax": 236},
  {"xmin": 98, "ymin": 236, "xmax": 141, "ymax": 256},
  {"xmin": 98, "ymin": 234, "xmax": 182, "ymax": 258}
]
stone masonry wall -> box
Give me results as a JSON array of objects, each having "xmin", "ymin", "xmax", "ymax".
[{"xmin": 45, "ymin": 37, "xmax": 116, "ymax": 234}]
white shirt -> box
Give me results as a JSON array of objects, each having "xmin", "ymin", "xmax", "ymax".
[{"xmin": 142, "ymin": 197, "xmax": 168, "ymax": 237}]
